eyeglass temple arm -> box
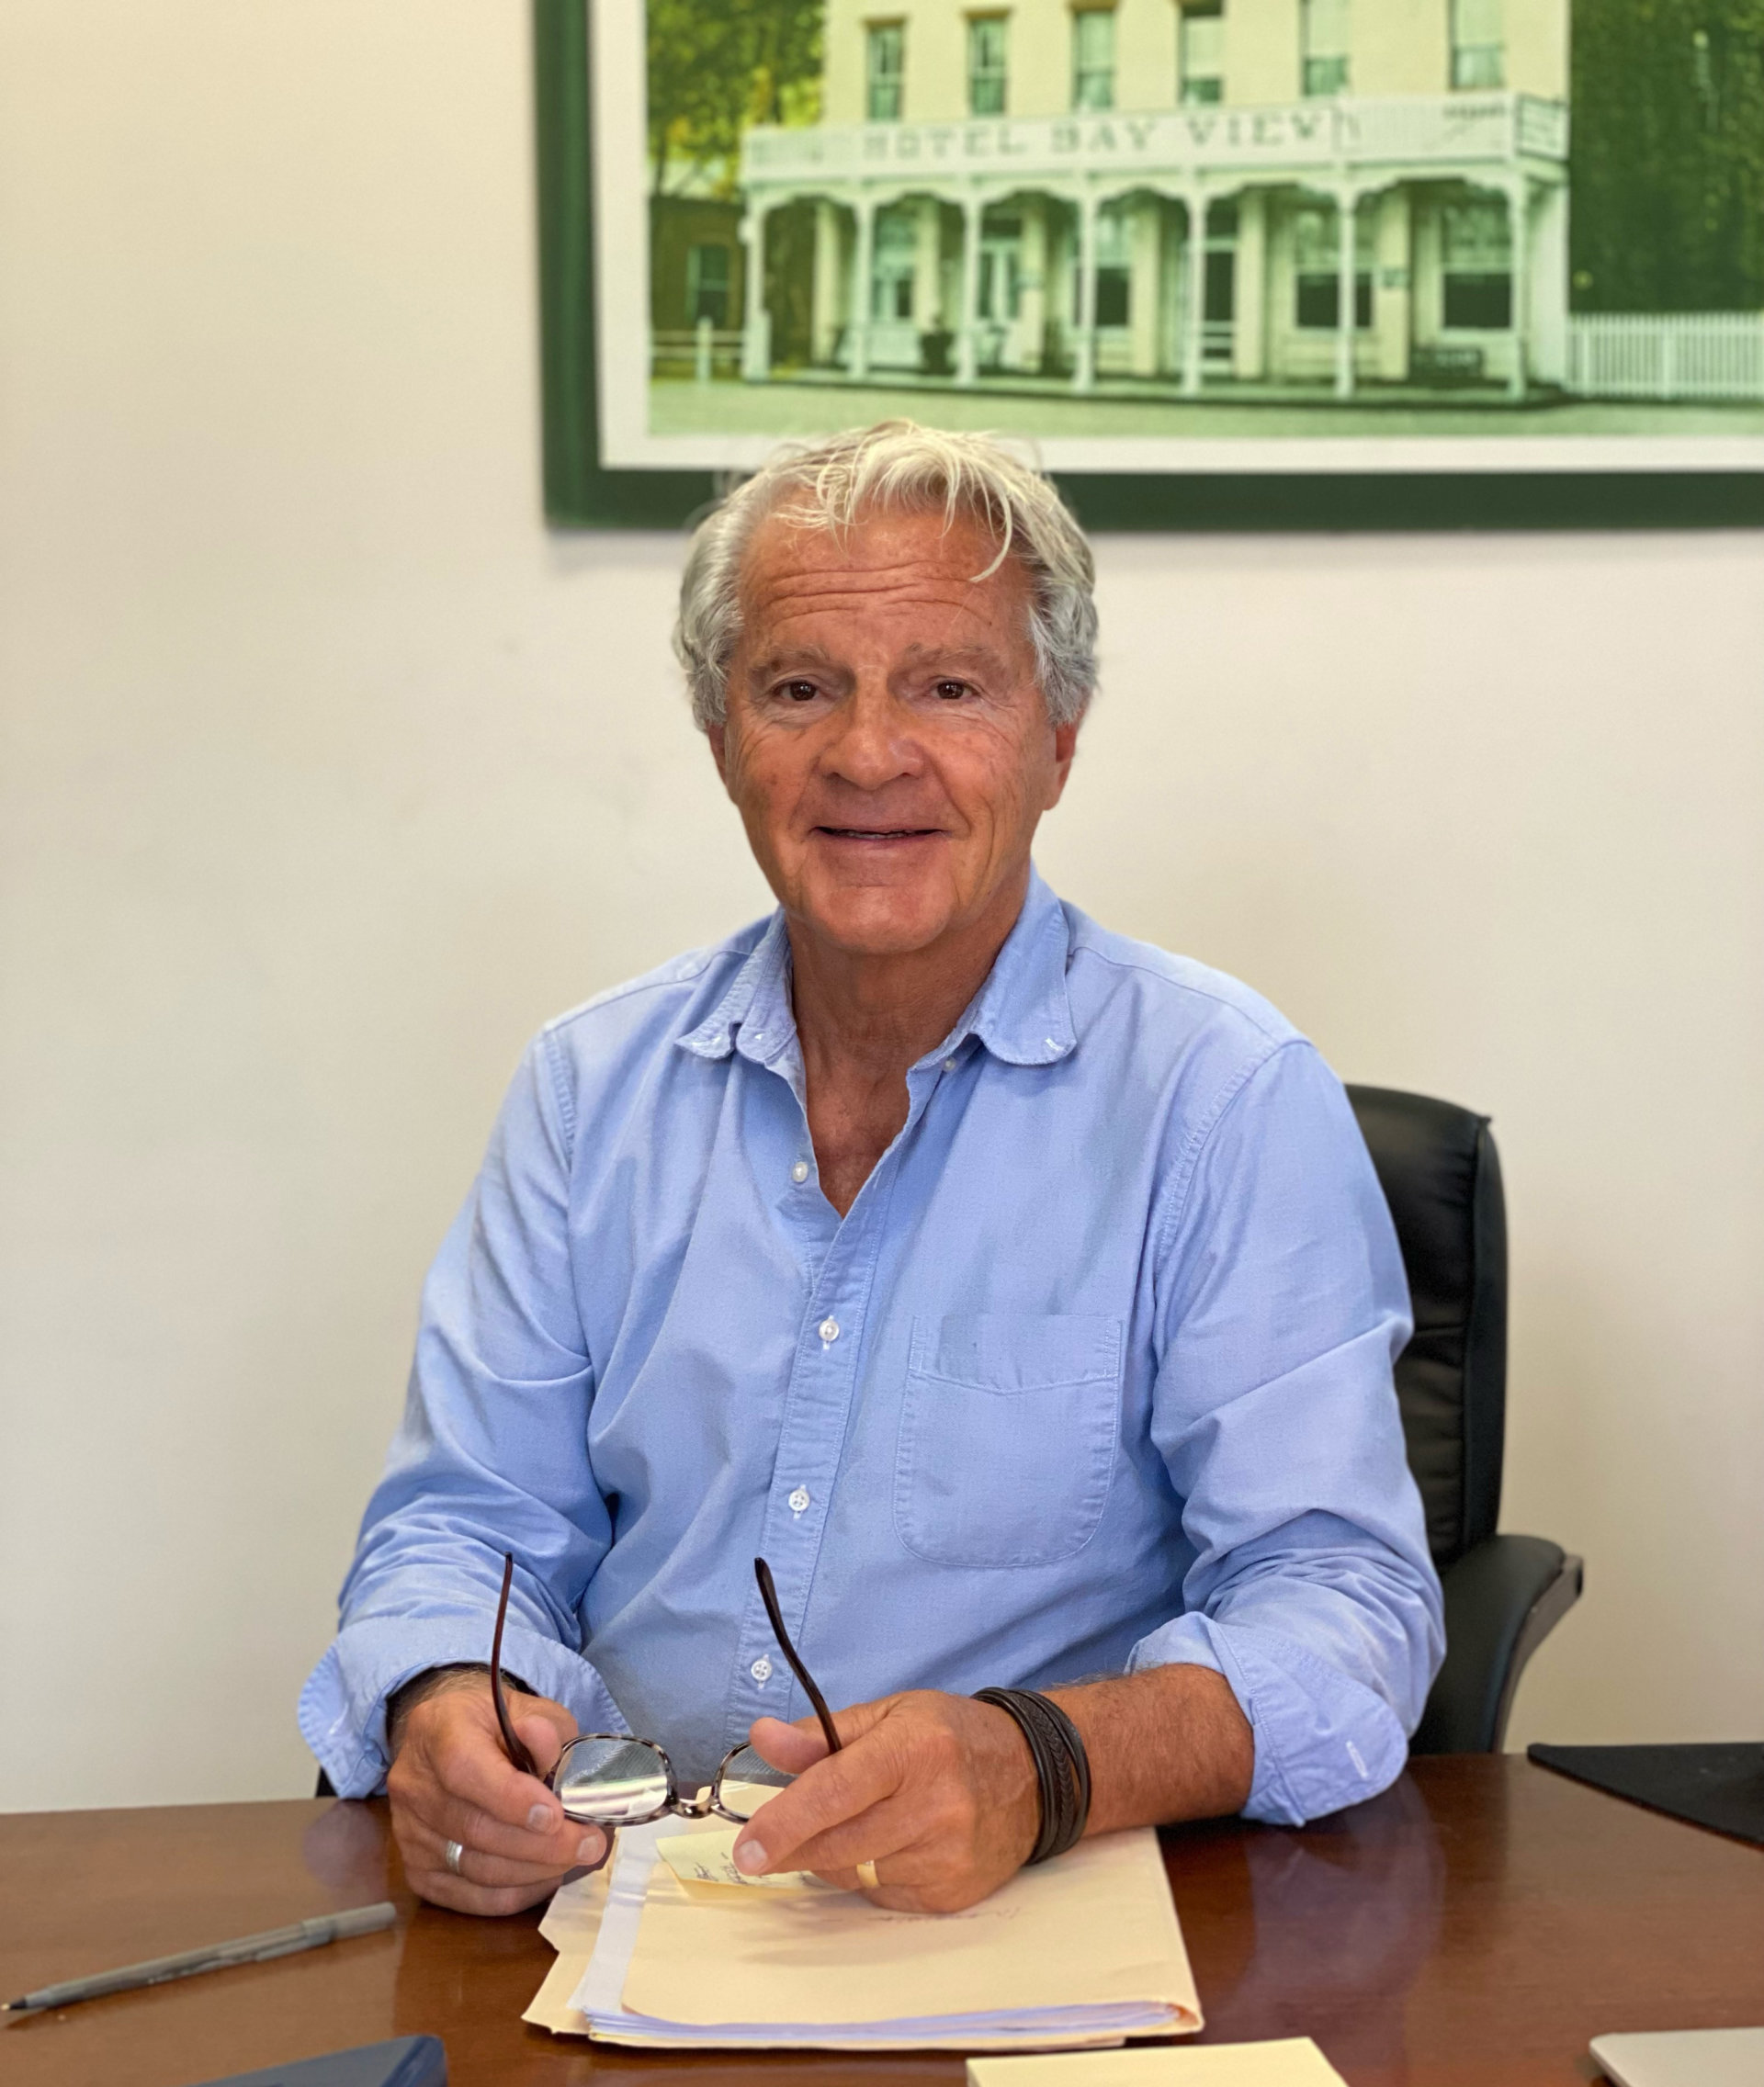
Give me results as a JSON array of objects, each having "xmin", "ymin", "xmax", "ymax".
[
  {"xmin": 753, "ymin": 1557, "xmax": 842, "ymax": 1756},
  {"xmin": 491, "ymin": 1552, "xmax": 540, "ymax": 1778}
]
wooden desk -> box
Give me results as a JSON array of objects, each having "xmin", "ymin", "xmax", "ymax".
[{"xmin": 3, "ymin": 1758, "xmax": 1759, "ymax": 2086}]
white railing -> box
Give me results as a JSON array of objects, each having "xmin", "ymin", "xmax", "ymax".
[
  {"xmin": 742, "ymin": 93, "xmax": 1567, "ymax": 194},
  {"xmin": 650, "ymin": 322, "xmax": 745, "ymax": 380},
  {"xmin": 1567, "ymin": 312, "xmax": 1764, "ymax": 400}
]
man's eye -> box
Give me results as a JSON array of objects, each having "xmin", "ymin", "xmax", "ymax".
[
  {"xmin": 775, "ymin": 681, "xmax": 820, "ymax": 704},
  {"xmin": 933, "ymin": 680, "xmax": 970, "ymax": 702}
]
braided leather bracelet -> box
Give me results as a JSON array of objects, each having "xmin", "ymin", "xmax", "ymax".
[{"xmin": 973, "ymin": 1687, "xmax": 1092, "ymax": 1864}]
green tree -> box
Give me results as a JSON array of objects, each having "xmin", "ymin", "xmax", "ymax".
[
  {"xmin": 648, "ymin": 0, "xmax": 822, "ymax": 197},
  {"xmin": 1570, "ymin": 0, "xmax": 1764, "ymax": 310}
]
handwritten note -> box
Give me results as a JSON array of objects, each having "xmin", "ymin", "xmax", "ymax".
[{"xmin": 655, "ymin": 1826, "xmax": 832, "ymax": 1895}]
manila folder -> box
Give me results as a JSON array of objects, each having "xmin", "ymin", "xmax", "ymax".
[{"xmin": 620, "ymin": 1825, "xmax": 1201, "ymax": 2034}]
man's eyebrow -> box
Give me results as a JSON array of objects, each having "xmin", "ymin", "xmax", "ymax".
[
  {"xmin": 892, "ymin": 641, "xmax": 1012, "ymax": 672},
  {"xmin": 742, "ymin": 646, "xmax": 847, "ymax": 682}
]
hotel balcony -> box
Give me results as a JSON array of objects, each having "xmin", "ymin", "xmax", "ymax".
[{"xmin": 741, "ymin": 92, "xmax": 1569, "ymax": 197}]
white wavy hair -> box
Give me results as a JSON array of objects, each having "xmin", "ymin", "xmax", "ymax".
[{"xmin": 673, "ymin": 420, "xmax": 1098, "ymax": 730}]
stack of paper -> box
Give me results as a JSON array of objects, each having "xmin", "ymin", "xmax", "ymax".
[{"xmin": 526, "ymin": 1816, "xmax": 1203, "ymax": 2053}]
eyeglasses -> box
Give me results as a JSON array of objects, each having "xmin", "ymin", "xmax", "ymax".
[{"xmin": 488, "ymin": 1551, "xmax": 842, "ymax": 1826}]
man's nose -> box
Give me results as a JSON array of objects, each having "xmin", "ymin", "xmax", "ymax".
[{"xmin": 821, "ymin": 681, "xmax": 920, "ymax": 789}]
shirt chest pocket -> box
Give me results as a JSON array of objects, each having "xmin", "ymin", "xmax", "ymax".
[{"xmin": 893, "ymin": 1313, "xmax": 1124, "ymax": 1570}]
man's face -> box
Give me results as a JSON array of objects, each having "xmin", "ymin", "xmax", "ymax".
[{"xmin": 710, "ymin": 505, "xmax": 1080, "ymax": 962}]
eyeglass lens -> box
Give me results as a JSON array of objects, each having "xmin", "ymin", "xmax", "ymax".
[{"xmin": 553, "ymin": 1736, "xmax": 673, "ymax": 1822}]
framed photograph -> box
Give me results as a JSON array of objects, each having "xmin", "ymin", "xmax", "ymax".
[{"xmin": 535, "ymin": 0, "xmax": 1764, "ymax": 527}]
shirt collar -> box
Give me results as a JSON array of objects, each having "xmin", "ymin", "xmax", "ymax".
[
  {"xmin": 945, "ymin": 867, "xmax": 1076, "ymax": 1068},
  {"xmin": 676, "ymin": 909, "xmax": 796, "ymax": 1065},
  {"xmin": 675, "ymin": 867, "xmax": 1076, "ymax": 1072}
]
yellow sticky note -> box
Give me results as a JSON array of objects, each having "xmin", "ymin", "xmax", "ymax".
[
  {"xmin": 654, "ymin": 1825, "xmax": 833, "ymax": 1894},
  {"xmin": 967, "ymin": 2039, "xmax": 1346, "ymax": 2087}
]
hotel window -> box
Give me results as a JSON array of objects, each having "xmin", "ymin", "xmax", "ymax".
[
  {"xmin": 1450, "ymin": 0, "xmax": 1503, "ymax": 89},
  {"xmin": 1441, "ymin": 197, "xmax": 1512, "ymax": 328},
  {"xmin": 968, "ymin": 16, "xmax": 1008, "ymax": 114},
  {"xmin": 866, "ymin": 22, "xmax": 905, "ymax": 120},
  {"xmin": 870, "ymin": 207, "xmax": 918, "ymax": 319},
  {"xmin": 1072, "ymin": 8, "xmax": 1115, "ymax": 110},
  {"xmin": 1301, "ymin": 0, "xmax": 1350, "ymax": 96},
  {"xmin": 684, "ymin": 243, "xmax": 731, "ymax": 328},
  {"xmin": 1179, "ymin": 2, "xmax": 1224, "ymax": 105},
  {"xmin": 1292, "ymin": 198, "xmax": 1373, "ymax": 329}
]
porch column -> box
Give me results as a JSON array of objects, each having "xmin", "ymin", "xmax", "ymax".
[
  {"xmin": 848, "ymin": 195, "xmax": 875, "ymax": 382},
  {"xmin": 1529, "ymin": 178, "xmax": 1570, "ymax": 385},
  {"xmin": 1020, "ymin": 197, "xmax": 1049, "ymax": 371},
  {"xmin": 1072, "ymin": 189, "xmax": 1099, "ymax": 392},
  {"xmin": 1333, "ymin": 185, "xmax": 1359, "ymax": 400},
  {"xmin": 1180, "ymin": 185, "xmax": 1207, "ymax": 396},
  {"xmin": 740, "ymin": 199, "xmax": 773, "ymax": 381},
  {"xmin": 1506, "ymin": 176, "xmax": 1532, "ymax": 401},
  {"xmin": 1233, "ymin": 187, "xmax": 1267, "ymax": 382},
  {"xmin": 811, "ymin": 201, "xmax": 843, "ymax": 365},
  {"xmin": 912, "ymin": 198, "xmax": 942, "ymax": 341},
  {"xmin": 957, "ymin": 191, "xmax": 984, "ymax": 385}
]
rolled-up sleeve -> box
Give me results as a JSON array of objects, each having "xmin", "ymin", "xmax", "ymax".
[
  {"xmin": 1128, "ymin": 1040, "xmax": 1444, "ymax": 1825},
  {"xmin": 298, "ymin": 1038, "xmax": 627, "ymax": 1798}
]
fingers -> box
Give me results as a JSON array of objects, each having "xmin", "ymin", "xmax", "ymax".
[
  {"xmin": 733, "ymin": 1690, "xmax": 1041, "ymax": 1916},
  {"xmin": 744, "ymin": 1716, "xmax": 829, "ymax": 1776},
  {"xmin": 513, "ymin": 1704, "xmax": 576, "ymax": 1780},
  {"xmin": 387, "ymin": 1677, "xmax": 606, "ymax": 1915},
  {"xmin": 434, "ymin": 1701, "xmax": 569, "ymax": 1833},
  {"xmin": 732, "ymin": 1701, "xmax": 910, "ymax": 1875},
  {"xmin": 403, "ymin": 1812, "xmax": 604, "ymax": 1890}
]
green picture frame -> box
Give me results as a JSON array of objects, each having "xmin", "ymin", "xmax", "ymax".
[{"xmin": 535, "ymin": 0, "xmax": 1764, "ymax": 532}]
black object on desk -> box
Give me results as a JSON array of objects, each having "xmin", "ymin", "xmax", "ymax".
[
  {"xmin": 1529, "ymin": 1742, "xmax": 1764, "ymax": 1846},
  {"xmin": 189, "ymin": 2036, "xmax": 446, "ymax": 2087}
]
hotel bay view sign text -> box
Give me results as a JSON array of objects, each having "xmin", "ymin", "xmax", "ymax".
[{"xmin": 742, "ymin": 94, "xmax": 1569, "ymax": 187}]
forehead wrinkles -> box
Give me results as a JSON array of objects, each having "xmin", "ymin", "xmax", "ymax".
[{"xmin": 739, "ymin": 535, "xmax": 1028, "ymax": 655}]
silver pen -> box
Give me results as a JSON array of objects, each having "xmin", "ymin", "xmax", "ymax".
[{"xmin": 2, "ymin": 1901, "xmax": 397, "ymax": 2017}]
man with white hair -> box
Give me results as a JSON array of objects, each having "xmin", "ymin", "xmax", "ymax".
[{"xmin": 301, "ymin": 421, "xmax": 1442, "ymax": 1916}]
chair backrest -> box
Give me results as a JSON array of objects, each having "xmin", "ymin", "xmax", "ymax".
[{"xmin": 1345, "ymin": 1086, "xmax": 1507, "ymax": 1566}]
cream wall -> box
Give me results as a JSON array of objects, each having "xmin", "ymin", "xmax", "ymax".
[{"xmin": 2, "ymin": 0, "xmax": 1759, "ymax": 1813}]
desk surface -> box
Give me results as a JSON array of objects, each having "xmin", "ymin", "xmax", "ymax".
[{"xmin": 3, "ymin": 1758, "xmax": 1760, "ymax": 2087}]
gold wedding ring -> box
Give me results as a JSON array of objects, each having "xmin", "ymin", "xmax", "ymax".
[{"xmin": 855, "ymin": 1859, "xmax": 880, "ymax": 1890}]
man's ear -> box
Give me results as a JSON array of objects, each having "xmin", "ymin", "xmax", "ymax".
[
  {"xmin": 707, "ymin": 720, "xmax": 729, "ymax": 788},
  {"xmin": 1044, "ymin": 712, "xmax": 1083, "ymax": 809}
]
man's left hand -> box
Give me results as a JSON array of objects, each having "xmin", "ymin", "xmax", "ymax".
[{"xmin": 730, "ymin": 1690, "xmax": 1039, "ymax": 1913}]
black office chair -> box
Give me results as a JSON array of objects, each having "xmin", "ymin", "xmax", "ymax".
[{"xmin": 1346, "ymin": 1085, "xmax": 1582, "ymax": 1754}]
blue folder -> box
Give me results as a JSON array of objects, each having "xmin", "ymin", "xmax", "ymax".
[{"xmin": 188, "ymin": 2036, "xmax": 446, "ymax": 2087}]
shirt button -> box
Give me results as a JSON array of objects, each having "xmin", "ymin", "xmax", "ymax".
[
  {"xmin": 818, "ymin": 1317, "xmax": 840, "ymax": 1343},
  {"xmin": 788, "ymin": 1485, "xmax": 810, "ymax": 1514},
  {"xmin": 791, "ymin": 1160, "xmax": 808, "ymax": 1183},
  {"xmin": 750, "ymin": 1655, "xmax": 773, "ymax": 1683},
  {"xmin": 943, "ymin": 1056, "xmax": 956, "ymax": 1072}
]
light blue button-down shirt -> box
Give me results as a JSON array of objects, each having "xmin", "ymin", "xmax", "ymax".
[{"xmin": 300, "ymin": 871, "xmax": 1442, "ymax": 1824}]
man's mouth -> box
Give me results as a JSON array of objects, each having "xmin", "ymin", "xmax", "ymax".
[{"xmin": 815, "ymin": 826, "xmax": 942, "ymax": 841}]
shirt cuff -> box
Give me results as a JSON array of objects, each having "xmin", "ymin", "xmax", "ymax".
[
  {"xmin": 298, "ymin": 1615, "xmax": 629, "ymax": 1799},
  {"xmin": 1127, "ymin": 1611, "xmax": 1410, "ymax": 1827}
]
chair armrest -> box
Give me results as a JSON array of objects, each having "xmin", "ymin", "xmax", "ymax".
[{"xmin": 1410, "ymin": 1535, "xmax": 1584, "ymax": 1755}]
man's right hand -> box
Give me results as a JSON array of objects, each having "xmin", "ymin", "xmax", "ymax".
[{"xmin": 385, "ymin": 1669, "xmax": 607, "ymax": 1914}]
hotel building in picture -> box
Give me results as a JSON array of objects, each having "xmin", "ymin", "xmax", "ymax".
[{"xmin": 731, "ymin": 0, "xmax": 1570, "ymax": 398}]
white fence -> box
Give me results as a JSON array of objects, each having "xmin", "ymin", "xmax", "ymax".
[
  {"xmin": 650, "ymin": 322, "xmax": 744, "ymax": 380},
  {"xmin": 1567, "ymin": 313, "xmax": 1764, "ymax": 401}
]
